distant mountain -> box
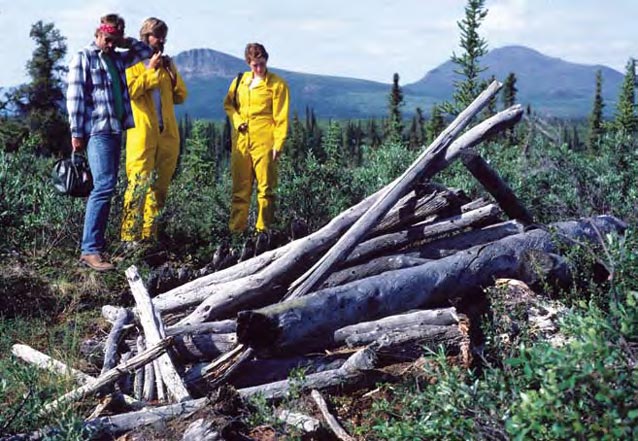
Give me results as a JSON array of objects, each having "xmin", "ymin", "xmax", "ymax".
[
  {"xmin": 405, "ymin": 45, "xmax": 624, "ymax": 117},
  {"xmin": 173, "ymin": 48, "xmax": 392, "ymax": 119}
]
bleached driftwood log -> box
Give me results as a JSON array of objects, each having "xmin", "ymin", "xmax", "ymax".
[
  {"xmin": 181, "ymin": 419, "xmax": 221, "ymax": 441},
  {"xmin": 237, "ymin": 216, "xmax": 625, "ymax": 353},
  {"xmin": 286, "ymin": 83, "xmax": 512, "ymax": 300},
  {"xmin": 11, "ymin": 344, "xmax": 143, "ymax": 409},
  {"xmin": 101, "ymin": 307, "xmax": 132, "ymax": 376},
  {"xmin": 277, "ymin": 410, "xmax": 321, "ymax": 434},
  {"xmin": 42, "ymin": 337, "xmax": 172, "ymax": 414},
  {"xmin": 311, "ymin": 389, "xmax": 354, "ymax": 441},
  {"xmin": 126, "ymin": 266, "xmax": 191, "ymax": 402}
]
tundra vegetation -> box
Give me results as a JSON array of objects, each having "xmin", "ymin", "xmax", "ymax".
[{"xmin": 1, "ymin": 2, "xmax": 637, "ymax": 439}]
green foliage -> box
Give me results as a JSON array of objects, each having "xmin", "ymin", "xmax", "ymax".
[
  {"xmin": 387, "ymin": 73, "xmax": 404, "ymax": 143},
  {"xmin": 425, "ymin": 104, "xmax": 445, "ymax": 143},
  {"xmin": 588, "ymin": 70, "xmax": 605, "ymax": 149},
  {"xmin": 8, "ymin": 21, "xmax": 69, "ymax": 155},
  {"xmin": 443, "ymin": 0, "xmax": 488, "ymax": 114},
  {"xmin": 367, "ymin": 229, "xmax": 638, "ymax": 440},
  {"xmin": 614, "ymin": 58, "xmax": 637, "ymax": 134}
]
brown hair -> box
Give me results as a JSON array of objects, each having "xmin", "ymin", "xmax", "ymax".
[
  {"xmin": 139, "ymin": 17, "xmax": 168, "ymax": 43},
  {"xmin": 95, "ymin": 13, "xmax": 125, "ymax": 37},
  {"xmin": 244, "ymin": 43, "xmax": 269, "ymax": 63}
]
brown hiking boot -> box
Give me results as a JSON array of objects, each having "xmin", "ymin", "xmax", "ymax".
[{"xmin": 80, "ymin": 253, "xmax": 115, "ymax": 272}]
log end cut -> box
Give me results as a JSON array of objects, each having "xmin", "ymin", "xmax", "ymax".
[{"xmin": 236, "ymin": 311, "xmax": 281, "ymax": 349}]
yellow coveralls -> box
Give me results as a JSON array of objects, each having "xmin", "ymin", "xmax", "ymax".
[
  {"xmin": 223, "ymin": 71, "xmax": 290, "ymax": 232},
  {"xmin": 121, "ymin": 60, "xmax": 187, "ymax": 241}
]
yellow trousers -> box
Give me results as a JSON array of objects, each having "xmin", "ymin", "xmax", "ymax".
[
  {"xmin": 229, "ymin": 142, "xmax": 278, "ymax": 233},
  {"xmin": 121, "ymin": 134, "xmax": 179, "ymax": 241}
]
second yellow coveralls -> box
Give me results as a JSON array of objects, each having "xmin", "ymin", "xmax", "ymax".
[
  {"xmin": 223, "ymin": 70, "xmax": 290, "ymax": 233},
  {"xmin": 121, "ymin": 59, "xmax": 187, "ymax": 241}
]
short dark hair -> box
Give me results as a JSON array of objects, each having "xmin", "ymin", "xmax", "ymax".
[
  {"xmin": 96, "ymin": 13, "xmax": 125, "ymax": 37},
  {"xmin": 245, "ymin": 43, "xmax": 269, "ymax": 63}
]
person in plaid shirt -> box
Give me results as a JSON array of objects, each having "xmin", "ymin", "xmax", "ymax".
[{"xmin": 66, "ymin": 13, "xmax": 152, "ymax": 271}]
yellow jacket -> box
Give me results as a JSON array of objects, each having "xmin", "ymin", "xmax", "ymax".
[
  {"xmin": 223, "ymin": 70, "xmax": 289, "ymax": 153},
  {"xmin": 126, "ymin": 60, "xmax": 187, "ymax": 150}
]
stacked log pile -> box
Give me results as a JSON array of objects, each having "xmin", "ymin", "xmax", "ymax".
[{"xmin": 8, "ymin": 81, "xmax": 627, "ymax": 440}]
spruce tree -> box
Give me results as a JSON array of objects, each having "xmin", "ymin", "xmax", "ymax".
[
  {"xmin": 502, "ymin": 72, "xmax": 518, "ymax": 109},
  {"xmin": 444, "ymin": 0, "xmax": 488, "ymax": 114},
  {"xmin": 588, "ymin": 70, "xmax": 605, "ymax": 149},
  {"xmin": 9, "ymin": 21, "xmax": 68, "ymax": 154},
  {"xmin": 426, "ymin": 104, "xmax": 445, "ymax": 143},
  {"xmin": 615, "ymin": 58, "xmax": 637, "ymax": 133},
  {"xmin": 387, "ymin": 72, "xmax": 404, "ymax": 142}
]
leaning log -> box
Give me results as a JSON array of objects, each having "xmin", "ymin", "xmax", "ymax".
[
  {"xmin": 344, "ymin": 203, "xmax": 502, "ymax": 265},
  {"xmin": 176, "ymin": 104, "xmax": 524, "ymax": 327},
  {"xmin": 286, "ymin": 82, "xmax": 508, "ymax": 300},
  {"xmin": 157, "ymin": 188, "xmax": 457, "ymax": 318},
  {"xmin": 461, "ymin": 150, "xmax": 534, "ymax": 225},
  {"xmin": 236, "ymin": 216, "xmax": 625, "ymax": 353}
]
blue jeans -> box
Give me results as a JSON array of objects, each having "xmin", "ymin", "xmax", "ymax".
[{"xmin": 81, "ymin": 133, "xmax": 122, "ymax": 255}]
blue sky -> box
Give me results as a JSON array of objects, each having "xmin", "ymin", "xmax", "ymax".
[{"xmin": 0, "ymin": 0, "xmax": 635, "ymax": 87}]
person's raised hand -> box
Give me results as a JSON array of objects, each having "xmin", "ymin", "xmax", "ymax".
[{"xmin": 148, "ymin": 52, "xmax": 162, "ymax": 70}]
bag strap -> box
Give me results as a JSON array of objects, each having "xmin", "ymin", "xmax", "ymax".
[{"xmin": 233, "ymin": 71, "xmax": 244, "ymax": 111}]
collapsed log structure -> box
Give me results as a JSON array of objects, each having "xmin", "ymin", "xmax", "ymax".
[{"xmin": 9, "ymin": 81, "xmax": 628, "ymax": 440}]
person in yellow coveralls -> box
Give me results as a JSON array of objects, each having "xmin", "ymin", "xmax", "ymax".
[
  {"xmin": 121, "ymin": 17, "xmax": 187, "ymax": 249},
  {"xmin": 223, "ymin": 42, "xmax": 290, "ymax": 259}
]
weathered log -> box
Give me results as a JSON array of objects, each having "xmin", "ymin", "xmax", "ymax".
[
  {"xmin": 81, "ymin": 349, "xmax": 375, "ymax": 437},
  {"xmin": 10, "ymin": 344, "xmax": 143, "ymax": 409},
  {"xmin": 344, "ymin": 203, "xmax": 502, "ymax": 265},
  {"xmin": 369, "ymin": 187, "xmax": 466, "ymax": 237},
  {"xmin": 238, "ymin": 347, "xmax": 380, "ymax": 401},
  {"xmin": 322, "ymin": 255, "xmax": 430, "ymax": 289},
  {"xmin": 176, "ymin": 108, "xmax": 524, "ymax": 328},
  {"xmin": 286, "ymin": 82, "xmax": 508, "ymax": 300},
  {"xmin": 277, "ymin": 409, "xmax": 322, "ymax": 434},
  {"xmin": 311, "ymin": 389, "xmax": 355, "ymax": 441},
  {"xmin": 403, "ymin": 219, "xmax": 524, "ymax": 260},
  {"xmin": 184, "ymin": 354, "xmax": 347, "ymax": 392},
  {"xmin": 86, "ymin": 397, "xmax": 210, "ymax": 436},
  {"xmin": 42, "ymin": 337, "xmax": 172, "ymax": 414},
  {"xmin": 126, "ymin": 265, "xmax": 191, "ymax": 402},
  {"xmin": 166, "ymin": 320, "xmax": 237, "ymax": 336},
  {"xmin": 181, "ymin": 419, "xmax": 221, "ymax": 441},
  {"xmin": 333, "ymin": 308, "xmax": 459, "ymax": 344},
  {"xmin": 171, "ymin": 332, "xmax": 237, "ymax": 363},
  {"xmin": 134, "ymin": 336, "xmax": 145, "ymax": 401},
  {"xmin": 101, "ymin": 307, "xmax": 132, "ymax": 376},
  {"xmin": 461, "ymin": 150, "xmax": 534, "ymax": 224},
  {"xmin": 237, "ymin": 216, "xmax": 625, "ymax": 353},
  {"xmin": 461, "ymin": 197, "xmax": 489, "ymax": 213},
  {"xmin": 161, "ymin": 189, "xmax": 455, "ymax": 321}
]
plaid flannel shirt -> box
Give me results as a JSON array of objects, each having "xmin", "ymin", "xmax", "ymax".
[{"xmin": 66, "ymin": 40, "xmax": 153, "ymax": 139}]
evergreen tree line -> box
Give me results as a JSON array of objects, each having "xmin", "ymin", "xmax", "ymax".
[{"xmin": 1, "ymin": 13, "xmax": 637, "ymax": 161}]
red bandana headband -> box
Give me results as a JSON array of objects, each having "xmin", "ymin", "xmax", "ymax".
[{"xmin": 99, "ymin": 24, "xmax": 122, "ymax": 36}]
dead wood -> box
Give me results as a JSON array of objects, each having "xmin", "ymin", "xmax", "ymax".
[{"xmin": 236, "ymin": 216, "xmax": 625, "ymax": 353}]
